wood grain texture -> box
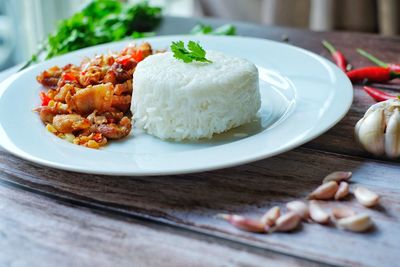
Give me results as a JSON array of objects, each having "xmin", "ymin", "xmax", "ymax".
[
  {"xmin": 1, "ymin": 148, "xmax": 399, "ymax": 267},
  {"xmin": 0, "ymin": 183, "xmax": 322, "ymax": 267},
  {"xmin": 1, "ymin": 16, "xmax": 400, "ymax": 267}
]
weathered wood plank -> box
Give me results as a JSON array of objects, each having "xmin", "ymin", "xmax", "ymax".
[
  {"xmin": 0, "ymin": 183, "xmax": 322, "ymax": 267},
  {"xmin": 1, "ymin": 16, "xmax": 400, "ymax": 267},
  {"xmin": 1, "ymin": 148, "xmax": 399, "ymax": 267}
]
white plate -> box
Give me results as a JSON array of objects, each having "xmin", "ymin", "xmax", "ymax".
[{"xmin": 0, "ymin": 35, "xmax": 352, "ymax": 176}]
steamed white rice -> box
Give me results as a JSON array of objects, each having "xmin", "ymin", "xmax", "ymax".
[{"xmin": 131, "ymin": 51, "xmax": 260, "ymax": 141}]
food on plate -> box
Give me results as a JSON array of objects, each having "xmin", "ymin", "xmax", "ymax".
[
  {"xmin": 36, "ymin": 39, "xmax": 260, "ymax": 147},
  {"xmin": 131, "ymin": 49, "xmax": 261, "ymax": 141},
  {"xmin": 35, "ymin": 42, "xmax": 154, "ymax": 148}
]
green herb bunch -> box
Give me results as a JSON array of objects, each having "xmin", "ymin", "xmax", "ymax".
[{"xmin": 22, "ymin": 0, "xmax": 161, "ymax": 70}]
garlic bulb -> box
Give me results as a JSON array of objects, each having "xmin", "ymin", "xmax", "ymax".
[{"xmin": 355, "ymin": 99, "xmax": 400, "ymax": 158}]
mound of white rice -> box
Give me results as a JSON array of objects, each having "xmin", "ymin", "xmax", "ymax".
[{"xmin": 131, "ymin": 51, "xmax": 260, "ymax": 141}]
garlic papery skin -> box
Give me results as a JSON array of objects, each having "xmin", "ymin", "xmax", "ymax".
[
  {"xmin": 355, "ymin": 99, "xmax": 400, "ymax": 158},
  {"xmin": 385, "ymin": 108, "xmax": 400, "ymax": 158}
]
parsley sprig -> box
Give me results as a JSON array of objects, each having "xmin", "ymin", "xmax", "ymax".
[{"xmin": 170, "ymin": 41, "xmax": 212, "ymax": 63}]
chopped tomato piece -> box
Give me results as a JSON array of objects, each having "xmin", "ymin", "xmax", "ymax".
[
  {"xmin": 39, "ymin": 91, "xmax": 51, "ymax": 106},
  {"xmin": 115, "ymin": 55, "xmax": 133, "ymax": 66},
  {"xmin": 62, "ymin": 72, "xmax": 77, "ymax": 82},
  {"xmin": 132, "ymin": 50, "xmax": 143, "ymax": 62},
  {"xmin": 116, "ymin": 50, "xmax": 144, "ymax": 66}
]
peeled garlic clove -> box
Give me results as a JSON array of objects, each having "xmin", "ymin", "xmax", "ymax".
[
  {"xmin": 307, "ymin": 181, "xmax": 339, "ymax": 200},
  {"xmin": 286, "ymin": 201, "xmax": 309, "ymax": 220},
  {"xmin": 354, "ymin": 187, "xmax": 380, "ymax": 207},
  {"xmin": 217, "ymin": 214, "xmax": 265, "ymax": 233},
  {"xmin": 336, "ymin": 213, "xmax": 373, "ymax": 232},
  {"xmin": 385, "ymin": 109, "xmax": 400, "ymax": 158},
  {"xmin": 356, "ymin": 109, "xmax": 385, "ymax": 155},
  {"xmin": 260, "ymin": 206, "xmax": 280, "ymax": 226},
  {"xmin": 309, "ymin": 200, "xmax": 329, "ymax": 224},
  {"xmin": 334, "ymin": 181, "xmax": 350, "ymax": 200},
  {"xmin": 331, "ymin": 207, "xmax": 356, "ymax": 220},
  {"xmin": 323, "ymin": 171, "xmax": 352, "ymax": 184},
  {"xmin": 271, "ymin": 212, "xmax": 301, "ymax": 232}
]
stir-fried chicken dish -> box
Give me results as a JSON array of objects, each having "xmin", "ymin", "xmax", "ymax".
[{"xmin": 35, "ymin": 43, "xmax": 153, "ymax": 148}]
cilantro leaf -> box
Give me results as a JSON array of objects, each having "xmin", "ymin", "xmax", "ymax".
[
  {"xmin": 171, "ymin": 41, "xmax": 212, "ymax": 63},
  {"xmin": 187, "ymin": 41, "xmax": 209, "ymax": 62},
  {"xmin": 170, "ymin": 41, "xmax": 193, "ymax": 63}
]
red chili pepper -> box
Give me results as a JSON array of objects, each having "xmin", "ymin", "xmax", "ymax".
[
  {"xmin": 39, "ymin": 91, "xmax": 51, "ymax": 106},
  {"xmin": 363, "ymin": 86, "xmax": 398, "ymax": 102},
  {"xmin": 322, "ymin": 40, "xmax": 348, "ymax": 72},
  {"xmin": 116, "ymin": 50, "xmax": 144, "ymax": 66},
  {"xmin": 357, "ymin": 48, "xmax": 400, "ymax": 73},
  {"xmin": 62, "ymin": 72, "xmax": 77, "ymax": 82},
  {"xmin": 346, "ymin": 66, "xmax": 400, "ymax": 83}
]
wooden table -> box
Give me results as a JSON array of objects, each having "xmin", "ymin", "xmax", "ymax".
[{"xmin": 1, "ymin": 17, "xmax": 399, "ymax": 267}]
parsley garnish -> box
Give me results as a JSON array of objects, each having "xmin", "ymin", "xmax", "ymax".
[{"xmin": 170, "ymin": 41, "xmax": 212, "ymax": 63}]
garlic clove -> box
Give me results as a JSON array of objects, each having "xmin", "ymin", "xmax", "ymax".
[
  {"xmin": 357, "ymin": 109, "xmax": 385, "ymax": 155},
  {"xmin": 217, "ymin": 214, "xmax": 265, "ymax": 233},
  {"xmin": 354, "ymin": 186, "xmax": 380, "ymax": 207},
  {"xmin": 307, "ymin": 181, "xmax": 339, "ymax": 200},
  {"xmin": 384, "ymin": 108, "xmax": 400, "ymax": 158},
  {"xmin": 309, "ymin": 200, "xmax": 330, "ymax": 224},
  {"xmin": 354, "ymin": 117, "xmax": 365, "ymax": 146},
  {"xmin": 260, "ymin": 206, "xmax": 280, "ymax": 226},
  {"xmin": 286, "ymin": 201, "xmax": 309, "ymax": 221},
  {"xmin": 331, "ymin": 207, "xmax": 356, "ymax": 220},
  {"xmin": 336, "ymin": 213, "xmax": 373, "ymax": 232},
  {"xmin": 323, "ymin": 171, "xmax": 352, "ymax": 184},
  {"xmin": 334, "ymin": 181, "xmax": 350, "ymax": 200},
  {"xmin": 271, "ymin": 212, "xmax": 301, "ymax": 232}
]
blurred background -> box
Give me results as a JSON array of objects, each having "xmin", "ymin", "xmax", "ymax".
[{"xmin": 0, "ymin": 0, "xmax": 399, "ymax": 70}]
